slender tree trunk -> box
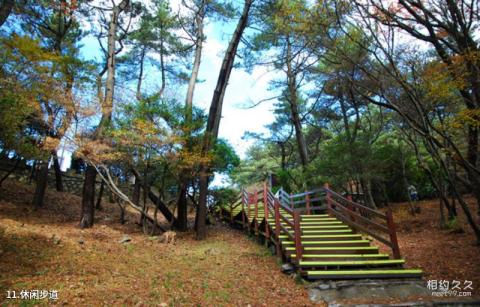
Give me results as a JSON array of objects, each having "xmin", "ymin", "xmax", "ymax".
[
  {"xmin": 177, "ymin": 7, "xmax": 204, "ymax": 231},
  {"xmin": 158, "ymin": 38, "xmax": 166, "ymax": 98},
  {"xmin": 451, "ymin": 186, "xmax": 480, "ymax": 245},
  {"xmin": 185, "ymin": 8, "xmax": 204, "ymax": 117},
  {"xmin": 196, "ymin": 0, "xmax": 254, "ymax": 240},
  {"xmin": 97, "ymin": 3, "xmax": 123, "ymax": 133},
  {"xmin": 96, "ymin": 180, "xmax": 105, "ymax": 210},
  {"xmin": 0, "ymin": 156, "xmax": 20, "ymax": 187},
  {"xmin": 80, "ymin": 165, "xmax": 96, "ymax": 228},
  {"xmin": 53, "ymin": 152, "xmax": 63, "ymax": 192},
  {"xmin": 286, "ymin": 36, "xmax": 308, "ymax": 169},
  {"xmin": 131, "ymin": 168, "xmax": 176, "ymax": 223},
  {"xmin": 33, "ymin": 159, "xmax": 50, "ymax": 209},
  {"xmin": 196, "ymin": 169, "xmax": 208, "ymax": 239},
  {"xmin": 29, "ymin": 160, "xmax": 37, "ymax": 184},
  {"xmin": 136, "ymin": 46, "xmax": 146, "ymax": 101},
  {"xmin": 118, "ymin": 201, "xmax": 126, "ymax": 224},
  {"xmin": 176, "ymin": 181, "xmax": 188, "ymax": 231},
  {"xmin": 132, "ymin": 177, "xmax": 140, "ymax": 206},
  {"xmin": 439, "ymin": 198, "xmax": 446, "ymax": 229},
  {"xmin": 81, "ymin": 0, "xmax": 129, "ymax": 228},
  {"xmin": 365, "ymin": 178, "xmax": 377, "ymax": 210}
]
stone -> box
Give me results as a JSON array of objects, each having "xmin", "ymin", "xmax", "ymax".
[
  {"xmin": 119, "ymin": 235, "xmax": 132, "ymax": 244},
  {"xmin": 281, "ymin": 263, "xmax": 294, "ymax": 274},
  {"xmin": 308, "ymin": 279, "xmax": 430, "ymax": 304},
  {"xmin": 318, "ymin": 283, "xmax": 330, "ymax": 290},
  {"xmin": 308, "ymin": 289, "xmax": 324, "ymax": 303},
  {"xmin": 52, "ymin": 235, "xmax": 61, "ymax": 245}
]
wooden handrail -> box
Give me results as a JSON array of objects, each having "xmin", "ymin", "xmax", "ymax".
[
  {"xmin": 324, "ymin": 184, "xmax": 401, "ymax": 259},
  {"xmin": 289, "ymin": 187, "xmax": 325, "ymax": 199},
  {"xmin": 326, "ymin": 188, "xmax": 386, "ymax": 219}
]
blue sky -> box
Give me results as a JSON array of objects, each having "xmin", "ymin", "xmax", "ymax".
[
  {"xmin": 68, "ymin": 2, "xmax": 280, "ymax": 184},
  {"xmin": 78, "ymin": 5, "xmax": 277, "ymax": 159}
]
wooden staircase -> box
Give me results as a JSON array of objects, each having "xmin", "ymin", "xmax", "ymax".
[{"xmin": 217, "ymin": 184, "xmax": 423, "ymax": 281}]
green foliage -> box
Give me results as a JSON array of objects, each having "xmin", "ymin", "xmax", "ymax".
[
  {"xmin": 210, "ymin": 186, "xmax": 238, "ymax": 209},
  {"xmin": 212, "ymin": 139, "xmax": 240, "ymax": 175}
]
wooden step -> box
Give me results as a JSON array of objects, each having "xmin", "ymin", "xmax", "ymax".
[
  {"xmin": 299, "ymin": 221, "xmax": 344, "ymax": 225},
  {"xmin": 291, "ymin": 253, "xmax": 390, "ymax": 260},
  {"xmin": 299, "ymin": 259, "xmax": 405, "ymax": 267},
  {"xmin": 281, "ymin": 240, "xmax": 370, "ymax": 247},
  {"xmin": 273, "ymin": 229, "xmax": 355, "ymax": 236},
  {"xmin": 270, "ymin": 222, "xmax": 345, "ymax": 228},
  {"xmin": 306, "ymin": 269, "xmax": 423, "ymax": 280},
  {"xmin": 286, "ymin": 246, "xmax": 379, "ymax": 254},
  {"xmin": 272, "ymin": 225, "xmax": 350, "ymax": 230},
  {"xmin": 297, "ymin": 229, "xmax": 354, "ymax": 234},
  {"xmin": 279, "ymin": 234, "xmax": 363, "ymax": 241},
  {"xmin": 301, "ymin": 216, "xmax": 335, "ymax": 220},
  {"xmin": 301, "ymin": 214, "xmax": 329, "ymax": 217}
]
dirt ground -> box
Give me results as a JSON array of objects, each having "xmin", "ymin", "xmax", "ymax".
[
  {"xmin": 0, "ymin": 180, "xmax": 311, "ymax": 306},
  {"xmin": 0, "ymin": 180, "xmax": 479, "ymax": 306},
  {"xmin": 389, "ymin": 197, "xmax": 480, "ymax": 296}
]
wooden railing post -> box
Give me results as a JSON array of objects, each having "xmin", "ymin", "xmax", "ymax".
[
  {"xmin": 274, "ymin": 199, "xmax": 281, "ymax": 256},
  {"xmin": 293, "ymin": 210, "xmax": 302, "ymax": 262},
  {"xmin": 254, "ymin": 190, "xmax": 259, "ymax": 235},
  {"xmin": 247, "ymin": 194, "xmax": 252, "ymax": 232},
  {"xmin": 263, "ymin": 182, "xmax": 269, "ymax": 239},
  {"xmin": 241, "ymin": 190, "xmax": 246, "ymax": 228},
  {"xmin": 386, "ymin": 207, "xmax": 401, "ymax": 259},
  {"xmin": 324, "ymin": 183, "xmax": 332, "ymax": 214},
  {"xmin": 305, "ymin": 192, "xmax": 311, "ymax": 215}
]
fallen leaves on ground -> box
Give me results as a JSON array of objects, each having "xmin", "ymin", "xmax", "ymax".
[{"xmin": 0, "ymin": 180, "xmax": 313, "ymax": 306}]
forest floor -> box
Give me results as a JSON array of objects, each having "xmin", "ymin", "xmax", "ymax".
[
  {"xmin": 0, "ymin": 180, "xmax": 311, "ymax": 306},
  {"xmin": 0, "ymin": 180, "xmax": 479, "ymax": 306},
  {"xmin": 386, "ymin": 197, "xmax": 480, "ymax": 296}
]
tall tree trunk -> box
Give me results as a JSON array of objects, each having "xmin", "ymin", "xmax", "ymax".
[
  {"xmin": 33, "ymin": 159, "xmax": 50, "ymax": 209},
  {"xmin": 176, "ymin": 6, "xmax": 205, "ymax": 230},
  {"xmin": 185, "ymin": 7, "xmax": 204, "ymax": 117},
  {"xmin": 364, "ymin": 178, "xmax": 377, "ymax": 210},
  {"xmin": 80, "ymin": 165, "xmax": 96, "ymax": 228},
  {"xmin": 286, "ymin": 36, "xmax": 308, "ymax": 169},
  {"xmin": 52, "ymin": 152, "xmax": 63, "ymax": 192},
  {"xmin": 80, "ymin": 0, "xmax": 129, "ymax": 228},
  {"xmin": 0, "ymin": 0, "xmax": 13, "ymax": 27},
  {"xmin": 196, "ymin": 0, "xmax": 254, "ymax": 240},
  {"xmin": 132, "ymin": 176, "xmax": 141, "ymax": 206},
  {"xmin": 439, "ymin": 198, "xmax": 446, "ymax": 229},
  {"xmin": 29, "ymin": 160, "xmax": 37, "ymax": 184},
  {"xmin": 96, "ymin": 179, "xmax": 105, "ymax": 210},
  {"xmin": 176, "ymin": 181, "xmax": 188, "ymax": 231},
  {"xmin": 136, "ymin": 46, "xmax": 146, "ymax": 101}
]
